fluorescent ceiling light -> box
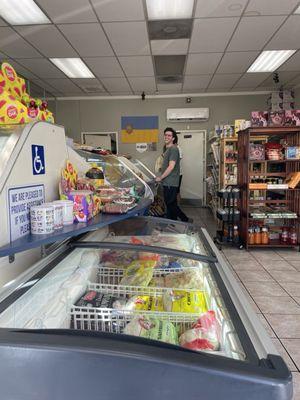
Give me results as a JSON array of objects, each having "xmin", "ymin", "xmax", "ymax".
[
  {"xmin": 294, "ymin": 5, "xmax": 300, "ymax": 13},
  {"xmin": 0, "ymin": 0, "xmax": 50, "ymax": 25},
  {"xmin": 50, "ymin": 58, "xmax": 95, "ymax": 79},
  {"xmin": 247, "ymin": 50, "xmax": 296, "ymax": 73},
  {"xmin": 146, "ymin": 0, "xmax": 194, "ymax": 20}
]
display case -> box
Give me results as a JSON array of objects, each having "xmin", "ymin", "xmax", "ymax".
[{"xmin": 0, "ymin": 217, "xmax": 292, "ymax": 400}]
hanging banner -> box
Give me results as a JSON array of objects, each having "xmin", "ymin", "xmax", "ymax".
[{"xmin": 121, "ymin": 116, "xmax": 159, "ymax": 143}]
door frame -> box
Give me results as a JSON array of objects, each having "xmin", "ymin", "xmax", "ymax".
[
  {"xmin": 176, "ymin": 129, "xmax": 207, "ymax": 206},
  {"xmin": 81, "ymin": 132, "xmax": 119, "ymax": 154}
]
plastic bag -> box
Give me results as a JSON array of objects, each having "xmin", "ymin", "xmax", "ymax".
[
  {"xmin": 75, "ymin": 290, "xmax": 127, "ymax": 309},
  {"xmin": 124, "ymin": 316, "xmax": 178, "ymax": 345},
  {"xmin": 163, "ymin": 290, "xmax": 207, "ymax": 313},
  {"xmin": 179, "ymin": 311, "xmax": 220, "ymax": 352},
  {"xmin": 125, "ymin": 295, "xmax": 164, "ymax": 311},
  {"xmin": 119, "ymin": 260, "xmax": 155, "ymax": 286},
  {"xmin": 164, "ymin": 269, "xmax": 203, "ymax": 290}
]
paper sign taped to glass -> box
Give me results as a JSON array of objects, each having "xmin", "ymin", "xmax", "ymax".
[{"xmin": 121, "ymin": 116, "xmax": 158, "ymax": 143}]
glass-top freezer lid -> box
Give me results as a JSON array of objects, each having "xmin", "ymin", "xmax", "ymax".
[
  {"xmin": 0, "ymin": 124, "xmax": 24, "ymax": 182},
  {"xmin": 131, "ymin": 158, "xmax": 155, "ymax": 180},
  {"xmin": 80, "ymin": 216, "xmax": 210, "ymax": 257},
  {"xmin": 0, "ymin": 245, "xmax": 246, "ymax": 362}
]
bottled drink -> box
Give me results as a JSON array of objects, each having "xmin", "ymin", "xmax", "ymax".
[
  {"xmin": 289, "ymin": 227, "xmax": 298, "ymax": 245},
  {"xmin": 254, "ymin": 226, "xmax": 262, "ymax": 244},
  {"xmin": 280, "ymin": 227, "xmax": 289, "ymax": 244},
  {"xmin": 248, "ymin": 227, "xmax": 255, "ymax": 245},
  {"xmin": 261, "ymin": 227, "xmax": 269, "ymax": 245}
]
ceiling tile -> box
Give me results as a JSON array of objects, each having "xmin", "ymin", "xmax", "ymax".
[
  {"xmin": 129, "ymin": 77, "xmax": 156, "ymax": 93},
  {"xmin": 258, "ymin": 71, "xmax": 300, "ymax": 87},
  {"xmin": 148, "ymin": 20, "xmax": 192, "ymax": 40},
  {"xmin": 30, "ymin": 78, "xmax": 63, "ymax": 95},
  {"xmin": 217, "ymin": 51, "xmax": 259, "ymax": 73},
  {"xmin": 265, "ymin": 16, "xmax": 300, "ymax": 50},
  {"xmin": 15, "ymin": 25, "xmax": 77, "ymax": 58},
  {"xmin": 227, "ymin": 16, "xmax": 286, "ymax": 51},
  {"xmin": 71, "ymin": 78, "xmax": 106, "ymax": 93},
  {"xmin": 46, "ymin": 79, "xmax": 84, "ymax": 93},
  {"xmin": 195, "ymin": 0, "xmax": 248, "ymax": 17},
  {"xmin": 233, "ymin": 72, "xmax": 271, "ymax": 88},
  {"xmin": 155, "ymin": 55, "xmax": 186, "ymax": 75},
  {"xmin": 283, "ymin": 74, "xmax": 300, "ymax": 88},
  {"xmin": 278, "ymin": 50, "xmax": 300, "ymax": 71},
  {"xmin": 101, "ymin": 77, "xmax": 131, "ymax": 92},
  {"xmin": 185, "ymin": 53, "xmax": 223, "ymax": 75},
  {"xmin": 151, "ymin": 39, "xmax": 189, "ymax": 55},
  {"xmin": 183, "ymin": 75, "xmax": 211, "ymax": 90},
  {"xmin": 36, "ymin": 0, "xmax": 98, "ymax": 23},
  {"xmin": 58, "ymin": 23, "xmax": 113, "ymax": 57},
  {"xmin": 91, "ymin": 0, "xmax": 145, "ymax": 21},
  {"xmin": 190, "ymin": 18, "xmax": 239, "ymax": 52},
  {"xmin": 157, "ymin": 83, "xmax": 182, "ymax": 92},
  {"xmin": 208, "ymin": 73, "xmax": 242, "ymax": 89},
  {"xmin": 17, "ymin": 58, "xmax": 66, "ymax": 78},
  {"xmin": 244, "ymin": 0, "xmax": 299, "ymax": 16},
  {"xmin": 103, "ymin": 22, "xmax": 150, "ymax": 56},
  {"xmin": 119, "ymin": 56, "xmax": 154, "ymax": 77},
  {"xmin": 0, "ymin": 27, "xmax": 41, "ymax": 58},
  {"xmin": 0, "ymin": 17, "xmax": 7, "ymax": 26},
  {"xmin": 84, "ymin": 57, "xmax": 124, "ymax": 77}
]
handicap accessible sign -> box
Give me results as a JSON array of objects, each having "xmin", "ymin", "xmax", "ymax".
[{"xmin": 31, "ymin": 144, "xmax": 45, "ymax": 175}]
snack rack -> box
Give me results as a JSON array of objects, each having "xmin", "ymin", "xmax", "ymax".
[
  {"xmin": 215, "ymin": 186, "xmax": 243, "ymax": 250},
  {"xmin": 237, "ymin": 126, "xmax": 300, "ymax": 249}
]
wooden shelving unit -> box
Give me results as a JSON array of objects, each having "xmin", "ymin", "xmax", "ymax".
[{"xmin": 237, "ymin": 127, "xmax": 300, "ymax": 250}]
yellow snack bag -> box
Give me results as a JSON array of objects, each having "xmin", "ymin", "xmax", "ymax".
[
  {"xmin": 163, "ymin": 290, "xmax": 207, "ymax": 314},
  {"xmin": 127, "ymin": 295, "xmax": 164, "ymax": 311},
  {"xmin": 119, "ymin": 260, "xmax": 155, "ymax": 286}
]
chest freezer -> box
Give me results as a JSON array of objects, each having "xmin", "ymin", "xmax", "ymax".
[{"xmin": 0, "ymin": 217, "xmax": 292, "ymax": 400}]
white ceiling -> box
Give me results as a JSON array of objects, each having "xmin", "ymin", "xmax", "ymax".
[{"xmin": 0, "ymin": 0, "xmax": 299, "ymax": 97}]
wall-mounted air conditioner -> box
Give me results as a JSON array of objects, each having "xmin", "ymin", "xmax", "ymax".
[{"xmin": 167, "ymin": 108, "xmax": 209, "ymax": 122}]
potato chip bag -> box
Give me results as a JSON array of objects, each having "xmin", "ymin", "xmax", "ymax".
[{"xmin": 163, "ymin": 290, "xmax": 207, "ymax": 314}]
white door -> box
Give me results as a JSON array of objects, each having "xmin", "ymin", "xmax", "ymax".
[{"xmin": 176, "ymin": 130, "xmax": 206, "ymax": 203}]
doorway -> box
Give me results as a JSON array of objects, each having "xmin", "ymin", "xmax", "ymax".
[
  {"xmin": 176, "ymin": 130, "xmax": 206, "ymax": 206},
  {"xmin": 81, "ymin": 132, "xmax": 118, "ymax": 154}
]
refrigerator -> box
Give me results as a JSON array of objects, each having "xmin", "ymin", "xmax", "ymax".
[{"xmin": 0, "ymin": 216, "xmax": 292, "ymax": 400}]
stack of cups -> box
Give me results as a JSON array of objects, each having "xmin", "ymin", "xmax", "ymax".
[
  {"xmin": 52, "ymin": 200, "xmax": 74, "ymax": 225},
  {"xmin": 30, "ymin": 204, "xmax": 55, "ymax": 235},
  {"xmin": 44, "ymin": 202, "xmax": 64, "ymax": 230}
]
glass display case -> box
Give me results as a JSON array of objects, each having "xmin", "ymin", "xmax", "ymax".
[
  {"xmin": 0, "ymin": 124, "xmax": 24, "ymax": 182},
  {"xmin": 0, "ymin": 217, "xmax": 292, "ymax": 400}
]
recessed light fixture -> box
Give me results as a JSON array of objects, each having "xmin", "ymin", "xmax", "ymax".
[
  {"xmin": 146, "ymin": 0, "xmax": 194, "ymax": 20},
  {"xmin": 247, "ymin": 50, "xmax": 296, "ymax": 73},
  {"xmin": 0, "ymin": 0, "xmax": 50, "ymax": 25},
  {"xmin": 50, "ymin": 58, "xmax": 95, "ymax": 78}
]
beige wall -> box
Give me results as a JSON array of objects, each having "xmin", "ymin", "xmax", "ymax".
[{"xmin": 53, "ymin": 94, "xmax": 270, "ymax": 170}]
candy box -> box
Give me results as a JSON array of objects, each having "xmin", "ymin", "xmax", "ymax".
[
  {"xmin": 68, "ymin": 190, "xmax": 93, "ymax": 222},
  {"xmin": 251, "ymin": 111, "xmax": 268, "ymax": 127},
  {"xmin": 234, "ymin": 119, "xmax": 245, "ymax": 134},
  {"xmin": 285, "ymin": 110, "xmax": 300, "ymax": 126},
  {"xmin": 92, "ymin": 193, "xmax": 102, "ymax": 216}
]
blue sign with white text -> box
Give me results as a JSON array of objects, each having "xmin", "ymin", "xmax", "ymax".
[{"xmin": 31, "ymin": 145, "xmax": 45, "ymax": 175}]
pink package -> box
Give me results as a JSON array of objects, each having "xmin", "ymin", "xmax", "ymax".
[
  {"xmin": 269, "ymin": 110, "xmax": 285, "ymax": 126},
  {"xmin": 251, "ymin": 111, "xmax": 268, "ymax": 127},
  {"xmin": 285, "ymin": 110, "xmax": 300, "ymax": 126},
  {"xmin": 67, "ymin": 190, "xmax": 93, "ymax": 223}
]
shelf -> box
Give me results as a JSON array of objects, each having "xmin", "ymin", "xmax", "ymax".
[
  {"xmin": 249, "ymin": 200, "xmax": 289, "ymax": 204},
  {"xmin": 239, "ymin": 126, "xmax": 300, "ymax": 135},
  {"xmin": 249, "ymin": 159, "xmax": 300, "ymax": 163},
  {"xmin": 225, "ymin": 160, "xmax": 237, "ymax": 164},
  {"xmin": 249, "ymin": 172, "xmax": 286, "ymax": 177},
  {"xmin": 0, "ymin": 198, "xmax": 151, "ymax": 258},
  {"xmin": 247, "ymin": 240, "xmax": 297, "ymax": 248}
]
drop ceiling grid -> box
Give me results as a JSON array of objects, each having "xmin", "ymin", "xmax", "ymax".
[{"xmin": 0, "ymin": 0, "xmax": 299, "ymax": 96}]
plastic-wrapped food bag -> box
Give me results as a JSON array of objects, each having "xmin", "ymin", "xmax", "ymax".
[
  {"xmin": 164, "ymin": 268, "xmax": 203, "ymax": 290},
  {"xmin": 119, "ymin": 260, "xmax": 155, "ymax": 286},
  {"xmin": 163, "ymin": 290, "xmax": 207, "ymax": 313},
  {"xmin": 75, "ymin": 290, "xmax": 127, "ymax": 310},
  {"xmin": 125, "ymin": 295, "xmax": 164, "ymax": 311},
  {"xmin": 124, "ymin": 316, "xmax": 178, "ymax": 345},
  {"xmin": 149, "ymin": 276, "xmax": 165, "ymax": 287},
  {"xmin": 179, "ymin": 311, "xmax": 220, "ymax": 352}
]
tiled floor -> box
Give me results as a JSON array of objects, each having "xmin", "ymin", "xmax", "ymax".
[{"xmin": 183, "ymin": 206, "xmax": 300, "ymax": 400}]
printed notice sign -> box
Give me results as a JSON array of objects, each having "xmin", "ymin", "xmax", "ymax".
[{"xmin": 8, "ymin": 185, "xmax": 45, "ymax": 242}]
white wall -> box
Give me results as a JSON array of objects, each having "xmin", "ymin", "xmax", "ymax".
[{"xmin": 52, "ymin": 94, "xmax": 269, "ymax": 170}]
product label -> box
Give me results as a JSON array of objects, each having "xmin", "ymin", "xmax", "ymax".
[
  {"xmin": 4, "ymin": 65, "xmax": 16, "ymax": 82},
  {"xmin": 7, "ymin": 105, "xmax": 18, "ymax": 119},
  {"xmin": 8, "ymin": 184, "xmax": 44, "ymax": 241},
  {"xmin": 28, "ymin": 107, "xmax": 39, "ymax": 118}
]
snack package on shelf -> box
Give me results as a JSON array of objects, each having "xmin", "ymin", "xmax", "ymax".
[
  {"xmin": 67, "ymin": 190, "xmax": 93, "ymax": 223},
  {"xmin": 100, "ymin": 249, "xmax": 139, "ymax": 268},
  {"xmin": 119, "ymin": 260, "xmax": 156, "ymax": 286},
  {"xmin": 125, "ymin": 295, "xmax": 164, "ymax": 311},
  {"xmin": 124, "ymin": 316, "xmax": 178, "ymax": 345},
  {"xmin": 163, "ymin": 290, "xmax": 207, "ymax": 314},
  {"xmin": 179, "ymin": 311, "xmax": 220, "ymax": 352},
  {"xmin": 149, "ymin": 269, "xmax": 203, "ymax": 290},
  {"xmin": 75, "ymin": 290, "xmax": 127, "ymax": 309}
]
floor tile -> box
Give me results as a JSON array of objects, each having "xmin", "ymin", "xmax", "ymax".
[
  {"xmin": 292, "ymin": 372, "xmax": 300, "ymax": 400},
  {"xmin": 276, "ymin": 250, "xmax": 300, "ymax": 261},
  {"xmin": 236, "ymin": 270, "xmax": 274, "ymax": 283},
  {"xmin": 227, "ymin": 258, "xmax": 264, "ymax": 271},
  {"xmin": 290, "ymin": 261, "xmax": 300, "ymax": 272},
  {"xmin": 240, "ymin": 290, "xmax": 261, "ymax": 313},
  {"xmin": 223, "ymin": 251, "xmax": 255, "ymax": 262},
  {"xmin": 243, "ymin": 281, "xmax": 287, "ymax": 297},
  {"xmin": 269, "ymin": 271, "xmax": 300, "ymax": 283},
  {"xmin": 265, "ymin": 315, "xmax": 300, "ymax": 339},
  {"xmin": 281, "ymin": 339, "xmax": 300, "ymax": 371},
  {"xmin": 253, "ymin": 296, "xmax": 300, "ymax": 314},
  {"xmin": 279, "ymin": 283, "xmax": 300, "ymax": 297},
  {"xmin": 294, "ymin": 298, "xmax": 300, "ymax": 306},
  {"xmin": 256, "ymin": 314, "xmax": 276, "ymax": 338},
  {"xmin": 251, "ymin": 250, "xmax": 284, "ymax": 262},
  {"xmin": 259, "ymin": 260, "xmax": 297, "ymax": 272},
  {"xmin": 272, "ymin": 338, "xmax": 297, "ymax": 372}
]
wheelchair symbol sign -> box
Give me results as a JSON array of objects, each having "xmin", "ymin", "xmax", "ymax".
[{"xmin": 31, "ymin": 145, "xmax": 45, "ymax": 175}]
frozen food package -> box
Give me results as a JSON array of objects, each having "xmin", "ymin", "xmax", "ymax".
[
  {"xmin": 149, "ymin": 276, "xmax": 165, "ymax": 287},
  {"xmin": 163, "ymin": 290, "xmax": 207, "ymax": 313},
  {"xmin": 100, "ymin": 249, "xmax": 139, "ymax": 268},
  {"xmin": 119, "ymin": 261, "xmax": 155, "ymax": 286},
  {"xmin": 164, "ymin": 269, "xmax": 203, "ymax": 290},
  {"xmin": 179, "ymin": 311, "xmax": 220, "ymax": 352},
  {"xmin": 124, "ymin": 316, "xmax": 178, "ymax": 345},
  {"xmin": 125, "ymin": 295, "xmax": 164, "ymax": 311},
  {"xmin": 75, "ymin": 290, "xmax": 127, "ymax": 309}
]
